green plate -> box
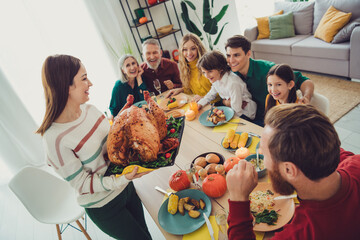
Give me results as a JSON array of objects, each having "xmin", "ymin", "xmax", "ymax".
[
  {"xmin": 220, "ymin": 132, "xmax": 253, "ymax": 151},
  {"xmin": 133, "ymin": 100, "xmax": 147, "ymax": 107},
  {"xmin": 199, "ymin": 106, "xmax": 235, "ymax": 127},
  {"xmin": 158, "ymin": 189, "xmax": 212, "ymax": 235}
]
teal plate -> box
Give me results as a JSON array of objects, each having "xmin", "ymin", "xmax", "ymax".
[
  {"xmin": 158, "ymin": 189, "xmax": 212, "ymax": 235},
  {"xmin": 199, "ymin": 106, "xmax": 235, "ymax": 127},
  {"xmin": 220, "ymin": 132, "xmax": 253, "ymax": 151},
  {"xmin": 133, "ymin": 100, "xmax": 147, "ymax": 107}
]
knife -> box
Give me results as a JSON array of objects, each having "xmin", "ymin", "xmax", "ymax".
[
  {"xmin": 248, "ymin": 132, "xmax": 261, "ymax": 138},
  {"xmin": 203, "ymin": 213, "xmax": 215, "ymax": 240}
]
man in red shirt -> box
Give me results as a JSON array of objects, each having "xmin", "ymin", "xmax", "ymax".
[
  {"xmin": 226, "ymin": 104, "xmax": 360, "ymax": 240},
  {"xmin": 140, "ymin": 39, "xmax": 182, "ymax": 94}
]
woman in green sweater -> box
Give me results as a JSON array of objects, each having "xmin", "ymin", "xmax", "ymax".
[
  {"xmin": 166, "ymin": 33, "xmax": 220, "ymax": 103},
  {"xmin": 109, "ymin": 54, "xmax": 147, "ymax": 118}
]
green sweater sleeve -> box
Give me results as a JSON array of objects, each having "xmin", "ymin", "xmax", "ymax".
[{"xmin": 294, "ymin": 71, "xmax": 309, "ymax": 89}]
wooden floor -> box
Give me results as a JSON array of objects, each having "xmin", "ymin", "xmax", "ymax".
[{"xmin": 0, "ymin": 183, "xmax": 165, "ymax": 240}]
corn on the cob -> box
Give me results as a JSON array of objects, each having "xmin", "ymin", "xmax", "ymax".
[
  {"xmin": 230, "ymin": 134, "xmax": 240, "ymax": 149},
  {"xmin": 167, "ymin": 194, "xmax": 179, "ymax": 214},
  {"xmin": 222, "ymin": 137, "xmax": 230, "ymax": 148},
  {"xmin": 167, "ymin": 101, "xmax": 178, "ymax": 109},
  {"xmin": 238, "ymin": 132, "xmax": 249, "ymax": 148},
  {"xmin": 226, "ymin": 129, "xmax": 235, "ymax": 143}
]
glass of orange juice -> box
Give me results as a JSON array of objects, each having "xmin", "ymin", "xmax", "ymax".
[{"xmin": 189, "ymin": 101, "xmax": 198, "ymax": 115}]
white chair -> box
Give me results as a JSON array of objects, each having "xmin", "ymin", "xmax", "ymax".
[
  {"xmin": 8, "ymin": 166, "xmax": 91, "ymax": 240},
  {"xmin": 310, "ymin": 92, "xmax": 330, "ymax": 116}
]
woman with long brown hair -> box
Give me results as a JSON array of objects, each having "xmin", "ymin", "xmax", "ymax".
[
  {"xmin": 36, "ymin": 54, "xmax": 152, "ymax": 239},
  {"xmin": 165, "ymin": 33, "xmax": 220, "ymax": 103}
]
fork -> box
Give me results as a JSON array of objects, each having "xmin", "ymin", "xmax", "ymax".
[
  {"xmin": 256, "ymin": 148, "xmax": 261, "ymax": 171},
  {"xmin": 207, "ymin": 103, "xmax": 215, "ymax": 119},
  {"xmin": 192, "ymin": 174, "xmax": 201, "ymax": 189},
  {"xmin": 155, "ymin": 186, "xmax": 173, "ymax": 197}
]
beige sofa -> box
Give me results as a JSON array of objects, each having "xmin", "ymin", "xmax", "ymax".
[{"xmin": 244, "ymin": 0, "xmax": 360, "ymax": 81}]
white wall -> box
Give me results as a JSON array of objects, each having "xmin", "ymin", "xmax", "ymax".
[{"xmin": 0, "ymin": 0, "xmax": 117, "ymax": 125}]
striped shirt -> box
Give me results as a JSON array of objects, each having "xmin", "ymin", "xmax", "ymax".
[{"xmin": 43, "ymin": 104, "xmax": 130, "ymax": 208}]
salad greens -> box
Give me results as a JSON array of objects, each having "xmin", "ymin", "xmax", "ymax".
[{"xmin": 254, "ymin": 209, "xmax": 279, "ymax": 225}]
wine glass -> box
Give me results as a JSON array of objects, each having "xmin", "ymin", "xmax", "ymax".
[
  {"xmin": 153, "ymin": 79, "xmax": 162, "ymax": 95},
  {"xmin": 215, "ymin": 208, "xmax": 229, "ymax": 240}
]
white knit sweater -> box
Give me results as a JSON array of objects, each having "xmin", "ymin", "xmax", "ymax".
[
  {"xmin": 198, "ymin": 72, "xmax": 257, "ymax": 119},
  {"xmin": 43, "ymin": 104, "xmax": 130, "ymax": 208}
]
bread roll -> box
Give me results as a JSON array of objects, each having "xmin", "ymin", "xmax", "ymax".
[{"xmin": 206, "ymin": 153, "xmax": 220, "ymax": 164}]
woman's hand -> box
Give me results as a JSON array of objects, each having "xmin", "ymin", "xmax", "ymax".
[
  {"xmin": 226, "ymin": 160, "xmax": 258, "ymax": 202},
  {"xmin": 125, "ymin": 166, "xmax": 151, "ymax": 180},
  {"xmin": 136, "ymin": 67, "xmax": 144, "ymax": 86},
  {"xmin": 192, "ymin": 95, "xmax": 202, "ymax": 103},
  {"xmin": 165, "ymin": 88, "xmax": 183, "ymax": 98},
  {"xmin": 197, "ymin": 103, "xmax": 203, "ymax": 110}
]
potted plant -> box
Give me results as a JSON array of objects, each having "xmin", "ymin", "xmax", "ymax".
[{"xmin": 180, "ymin": 0, "xmax": 229, "ymax": 50}]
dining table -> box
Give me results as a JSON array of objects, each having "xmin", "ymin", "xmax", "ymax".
[{"xmin": 132, "ymin": 94, "xmax": 272, "ymax": 240}]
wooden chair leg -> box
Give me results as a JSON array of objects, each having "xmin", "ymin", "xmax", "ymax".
[
  {"xmin": 76, "ymin": 220, "xmax": 92, "ymax": 240},
  {"xmin": 56, "ymin": 224, "xmax": 62, "ymax": 240}
]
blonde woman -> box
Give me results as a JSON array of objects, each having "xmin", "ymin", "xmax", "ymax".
[{"xmin": 165, "ymin": 33, "xmax": 220, "ymax": 103}]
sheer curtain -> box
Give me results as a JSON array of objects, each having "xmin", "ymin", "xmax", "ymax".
[
  {"xmin": 0, "ymin": 68, "xmax": 44, "ymax": 174},
  {"xmin": 84, "ymin": 0, "xmax": 141, "ymax": 71},
  {"xmin": 0, "ymin": 0, "xmax": 117, "ymax": 181}
]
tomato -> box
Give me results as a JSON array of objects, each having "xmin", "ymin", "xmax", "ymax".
[
  {"xmin": 224, "ymin": 157, "xmax": 241, "ymax": 173},
  {"xmin": 165, "ymin": 153, "xmax": 171, "ymax": 158},
  {"xmin": 202, "ymin": 174, "xmax": 227, "ymax": 198},
  {"xmin": 170, "ymin": 128, "xmax": 175, "ymax": 133},
  {"xmin": 169, "ymin": 170, "xmax": 190, "ymax": 191},
  {"xmin": 138, "ymin": 17, "xmax": 148, "ymax": 24}
]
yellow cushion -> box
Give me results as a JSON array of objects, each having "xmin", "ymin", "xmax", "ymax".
[
  {"xmin": 314, "ymin": 6, "xmax": 352, "ymax": 43},
  {"xmin": 256, "ymin": 10, "xmax": 284, "ymax": 40}
]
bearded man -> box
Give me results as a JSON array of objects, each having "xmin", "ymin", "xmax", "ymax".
[
  {"xmin": 140, "ymin": 39, "xmax": 182, "ymax": 94},
  {"xmin": 226, "ymin": 104, "xmax": 360, "ymax": 240}
]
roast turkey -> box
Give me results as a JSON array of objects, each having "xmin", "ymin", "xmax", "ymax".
[{"xmin": 107, "ymin": 91, "xmax": 168, "ymax": 166}]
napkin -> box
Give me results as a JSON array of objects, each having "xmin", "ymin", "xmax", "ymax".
[
  {"xmin": 182, "ymin": 215, "xmax": 219, "ymax": 240},
  {"xmin": 180, "ymin": 103, "xmax": 190, "ymax": 111},
  {"xmin": 212, "ymin": 119, "xmax": 241, "ymax": 132},
  {"xmin": 255, "ymin": 231, "xmax": 265, "ymax": 240},
  {"xmin": 248, "ymin": 137, "xmax": 260, "ymax": 154}
]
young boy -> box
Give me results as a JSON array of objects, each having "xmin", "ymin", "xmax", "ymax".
[{"xmin": 197, "ymin": 50, "xmax": 256, "ymax": 120}]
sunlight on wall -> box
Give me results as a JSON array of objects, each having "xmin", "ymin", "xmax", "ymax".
[
  {"xmin": 0, "ymin": 0, "xmax": 117, "ymax": 125},
  {"xmin": 235, "ymin": 0, "xmax": 275, "ymax": 34}
]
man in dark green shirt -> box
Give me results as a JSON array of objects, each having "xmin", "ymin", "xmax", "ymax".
[{"xmin": 225, "ymin": 35, "xmax": 314, "ymax": 126}]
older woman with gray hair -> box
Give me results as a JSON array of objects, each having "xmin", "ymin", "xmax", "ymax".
[{"xmin": 109, "ymin": 54, "xmax": 147, "ymax": 118}]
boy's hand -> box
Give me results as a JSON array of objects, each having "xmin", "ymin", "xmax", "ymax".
[{"xmin": 223, "ymin": 99, "xmax": 231, "ymax": 107}]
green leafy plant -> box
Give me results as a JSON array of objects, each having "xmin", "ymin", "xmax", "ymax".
[{"xmin": 180, "ymin": 0, "xmax": 229, "ymax": 50}]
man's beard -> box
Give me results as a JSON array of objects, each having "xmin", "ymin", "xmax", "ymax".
[
  {"xmin": 269, "ymin": 164, "xmax": 295, "ymax": 196},
  {"xmin": 146, "ymin": 59, "xmax": 161, "ymax": 70}
]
